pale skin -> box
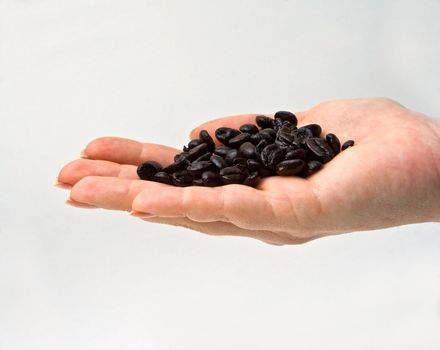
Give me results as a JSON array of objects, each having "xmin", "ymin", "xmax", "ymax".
[{"xmin": 56, "ymin": 98, "xmax": 440, "ymax": 245}]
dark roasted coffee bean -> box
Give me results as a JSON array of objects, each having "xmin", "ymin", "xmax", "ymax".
[
  {"xmin": 199, "ymin": 130, "xmax": 215, "ymax": 152},
  {"xmin": 186, "ymin": 143, "xmax": 209, "ymax": 161},
  {"xmin": 174, "ymin": 152, "xmax": 188, "ymax": 162},
  {"xmin": 239, "ymin": 123, "xmax": 259, "ymax": 134},
  {"xmin": 306, "ymin": 137, "xmax": 334, "ymax": 163},
  {"xmin": 210, "ymin": 154, "xmax": 227, "ymax": 170},
  {"xmin": 172, "ymin": 170, "xmax": 193, "ymax": 187},
  {"xmin": 276, "ymin": 129, "xmax": 296, "ymax": 147},
  {"xmin": 255, "ymin": 139, "xmax": 268, "ymax": 154},
  {"xmin": 260, "ymin": 128, "xmax": 277, "ymax": 139},
  {"xmin": 246, "ymin": 159, "xmax": 263, "ymax": 171},
  {"xmin": 341, "ymin": 140, "xmax": 355, "ymax": 150},
  {"xmin": 153, "ymin": 171, "xmax": 173, "ymax": 185},
  {"xmin": 163, "ymin": 155, "xmax": 189, "ymax": 173},
  {"xmin": 222, "ymin": 173, "xmax": 245, "ymax": 185},
  {"xmin": 188, "ymin": 139, "xmax": 204, "ymax": 149},
  {"xmin": 258, "ymin": 167, "xmax": 274, "ymax": 178},
  {"xmin": 285, "ymin": 148, "xmax": 308, "ymax": 160},
  {"xmin": 302, "ymin": 124, "xmax": 322, "ymax": 137},
  {"xmin": 192, "ymin": 178, "xmax": 204, "ymax": 186},
  {"xmin": 249, "ymin": 133, "xmax": 263, "ymax": 145},
  {"xmin": 225, "ymin": 148, "xmax": 239, "ymax": 165},
  {"xmin": 256, "ymin": 115, "xmax": 274, "ymax": 129},
  {"xmin": 187, "ymin": 161, "xmax": 214, "ymax": 176},
  {"xmin": 215, "ymin": 127, "xmax": 241, "ymax": 145},
  {"xmin": 193, "ymin": 152, "xmax": 211, "ymax": 163},
  {"xmin": 307, "ymin": 160, "xmax": 323, "ymax": 174},
  {"xmin": 214, "ymin": 146, "xmax": 231, "ymax": 158},
  {"xmin": 276, "ymin": 159, "xmax": 305, "ymax": 176},
  {"xmin": 243, "ymin": 171, "xmax": 260, "ymax": 187},
  {"xmin": 293, "ymin": 127, "xmax": 314, "ymax": 145},
  {"xmin": 233, "ymin": 157, "xmax": 248, "ymax": 166},
  {"xmin": 326, "ymin": 133, "xmax": 341, "ymax": 155},
  {"xmin": 220, "ymin": 166, "xmax": 243, "ymax": 176},
  {"xmin": 238, "ymin": 141, "xmax": 257, "ymax": 159},
  {"xmin": 260, "ymin": 144, "xmax": 284, "ymax": 169},
  {"xmin": 228, "ymin": 133, "xmax": 250, "ymax": 148},
  {"xmin": 274, "ymin": 111, "xmax": 298, "ymax": 126},
  {"xmin": 201, "ymin": 171, "xmax": 223, "ymax": 187},
  {"xmin": 183, "ymin": 145, "xmax": 189, "ymax": 152},
  {"xmin": 137, "ymin": 161, "xmax": 163, "ymax": 180}
]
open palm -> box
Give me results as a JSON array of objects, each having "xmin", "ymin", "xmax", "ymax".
[{"xmin": 57, "ymin": 98, "xmax": 440, "ymax": 245}]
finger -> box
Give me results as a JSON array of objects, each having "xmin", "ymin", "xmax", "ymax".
[
  {"xmin": 81, "ymin": 137, "xmax": 180, "ymax": 165},
  {"xmin": 189, "ymin": 112, "xmax": 306, "ymax": 140},
  {"xmin": 137, "ymin": 216, "xmax": 307, "ymax": 245},
  {"xmin": 131, "ymin": 184, "xmax": 281, "ymax": 231},
  {"xmin": 58, "ymin": 159, "xmax": 138, "ymax": 186},
  {"xmin": 69, "ymin": 176, "xmax": 168, "ymax": 211}
]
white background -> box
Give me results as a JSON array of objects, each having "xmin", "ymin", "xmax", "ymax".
[{"xmin": 1, "ymin": 0, "xmax": 439, "ymax": 349}]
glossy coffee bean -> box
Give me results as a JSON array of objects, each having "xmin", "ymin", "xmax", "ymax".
[
  {"xmin": 306, "ymin": 137, "xmax": 334, "ymax": 163},
  {"xmin": 225, "ymin": 148, "xmax": 239, "ymax": 165},
  {"xmin": 163, "ymin": 156, "xmax": 189, "ymax": 173},
  {"xmin": 258, "ymin": 167, "xmax": 274, "ymax": 178},
  {"xmin": 260, "ymin": 144, "xmax": 284, "ymax": 169},
  {"xmin": 174, "ymin": 152, "xmax": 188, "ymax": 162},
  {"xmin": 246, "ymin": 159, "xmax": 263, "ymax": 171},
  {"xmin": 249, "ymin": 132, "xmax": 263, "ymax": 145},
  {"xmin": 214, "ymin": 146, "xmax": 231, "ymax": 158},
  {"xmin": 228, "ymin": 133, "xmax": 250, "ymax": 148},
  {"xmin": 137, "ymin": 161, "xmax": 162, "ymax": 181},
  {"xmin": 233, "ymin": 157, "xmax": 248, "ymax": 167},
  {"xmin": 188, "ymin": 139, "xmax": 204, "ymax": 149},
  {"xmin": 187, "ymin": 161, "xmax": 214, "ymax": 176},
  {"xmin": 172, "ymin": 170, "xmax": 193, "ymax": 187},
  {"xmin": 186, "ymin": 143, "xmax": 209, "ymax": 161},
  {"xmin": 238, "ymin": 141, "xmax": 257, "ymax": 159},
  {"xmin": 222, "ymin": 173, "xmax": 245, "ymax": 185},
  {"xmin": 259, "ymin": 129, "xmax": 276, "ymax": 142},
  {"xmin": 326, "ymin": 133, "xmax": 341, "ymax": 155},
  {"xmin": 193, "ymin": 152, "xmax": 212, "ymax": 163},
  {"xmin": 293, "ymin": 127, "xmax": 314, "ymax": 145},
  {"xmin": 220, "ymin": 166, "xmax": 243, "ymax": 176},
  {"xmin": 285, "ymin": 148, "xmax": 308, "ymax": 160},
  {"xmin": 274, "ymin": 111, "xmax": 298, "ymax": 126},
  {"xmin": 201, "ymin": 171, "xmax": 223, "ymax": 187},
  {"xmin": 302, "ymin": 124, "xmax": 322, "ymax": 137},
  {"xmin": 276, "ymin": 159, "xmax": 305, "ymax": 176},
  {"xmin": 215, "ymin": 127, "xmax": 241, "ymax": 145},
  {"xmin": 243, "ymin": 171, "xmax": 260, "ymax": 187},
  {"xmin": 255, "ymin": 139, "xmax": 268, "ymax": 154},
  {"xmin": 199, "ymin": 130, "xmax": 215, "ymax": 152},
  {"xmin": 192, "ymin": 178, "xmax": 204, "ymax": 186},
  {"xmin": 153, "ymin": 171, "xmax": 173, "ymax": 185},
  {"xmin": 210, "ymin": 154, "xmax": 227, "ymax": 169},
  {"xmin": 307, "ymin": 160, "xmax": 323, "ymax": 174},
  {"xmin": 239, "ymin": 123, "xmax": 259, "ymax": 134},
  {"xmin": 342, "ymin": 140, "xmax": 355, "ymax": 150},
  {"xmin": 256, "ymin": 115, "xmax": 274, "ymax": 129}
]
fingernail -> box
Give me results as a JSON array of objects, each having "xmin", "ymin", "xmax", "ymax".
[
  {"xmin": 54, "ymin": 179, "xmax": 72, "ymax": 190},
  {"xmin": 65, "ymin": 199, "xmax": 98, "ymax": 209},
  {"xmin": 130, "ymin": 210, "xmax": 155, "ymax": 219},
  {"xmin": 80, "ymin": 149, "xmax": 89, "ymax": 158}
]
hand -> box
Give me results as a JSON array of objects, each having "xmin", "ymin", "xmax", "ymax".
[{"xmin": 56, "ymin": 98, "xmax": 440, "ymax": 245}]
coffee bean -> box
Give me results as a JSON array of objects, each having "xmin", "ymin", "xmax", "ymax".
[
  {"xmin": 199, "ymin": 130, "xmax": 216, "ymax": 152},
  {"xmin": 305, "ymin": 137, "xmax": 334, "ymax": 163},
  {"xmin": 276, "ymin": 159, "xmax": 305, "ymax": 176},
  {"xmin": 255, "ymin": 139, "xmax": 268, "ymax": 155},
  {"xmin": 233, "ymin": 157, "xmax": 248, "ymax": 167},
  {"xmin": 274, "ymin": 111, "xmax": 298, "ymax": 126},
  {"xmin": 187, "ymin": 161, "xmax": 214, "ymax": 176},
  {"xmin": 302, "ymin": 124, "xmax": 322, "ymax": 137},
  {"xmin": 163, "ymin": 154, "xmax": 189, "ymax": 173},
  {"xmin": 342, "ymin": 140, "xmax": 355, "ymax": 150},
  {"xmin": 258, "ymin": 167, "xmax": 274, "ymax": 178},
  {"xmin": 192, "ymin": 178, "xmax": 204, "ymax": 186},
  {"xmin": 225, "ymin": 148, "xmax": 239, "ymax": 165},
  {"xmin": 228, "ymin": 133, "xmax": 250, "ymax": 148},
  {"xmin": 285, "ymin": 148, "xmax": 308, "ymax": 160},
  {"xmin": 187, "ymin": 139, "xmax": 204, "ymax": 149},
  {"xmin": 238, "ymin": 141, "xmax": 257, "ymax": 159},
  {"xmin": 249, "ymin": 133, "xmax": 263, "ymax": 145},
  {"xmin": 326, "ymin": 133, "xmax": 341, "ymax": 155},
  {"xmin": 215, "ymin": 127, "xmax": 241, "ymax": 145},
  {"xmin": 201, "ymin": 171, "xmax": 223, "ymax": 187},
  {"xmin": 137, "ymin": 161, "xmax": 162, "ymax": 181},
  {"xmin": 246, "ymin": 159, "xmax": 263, "ymax": 171},
  {"xmin": 243, "ymin": 171, "xmax": 260, "ymax": 187},
  {"xmin": 220, "ymin": 166, "xmax": 243, "ymax": 176},
  {"xmin": 172, "ymin": 170, "xmax": 193, "ymax": 187},
  {"xmin": 239, "ymin": 123, "xmax": 259, "ymax": 134},
  {"xmin": 293, "ymin": 127, "xmax": 314, "ymax": 145},
  {"xmin": 260, "ymin": 144, "xmax": 284, "ymax": 169},
  {"xmin": 214, "ymin": 146, "xmax": 231, "ymax": 158},
  {"xmin": 222, "ymin": 173, "xmax": 245, "ymax": 185},
  {"xmin": 210, "ymin": 154, "xmax": 227, "ymax": 169},
  {"xmin": 256, "ymin": 115, "xmax": 274, "ymax": 129},
  {"xmin": 193, "ymin": 152, "xmax": 212, "ymax": 163},
  {"xmin": 153, "ymin": 171, "xmax": 173, "ymax": 185},
  {"xmin": 186, "ymin": 143, "xmax": 209, "ymax": 162}
]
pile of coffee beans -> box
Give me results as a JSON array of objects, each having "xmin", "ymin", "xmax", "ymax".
[{"xmin": 137, "ymin": 111, "xmax": 354, "ymax": 187}]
